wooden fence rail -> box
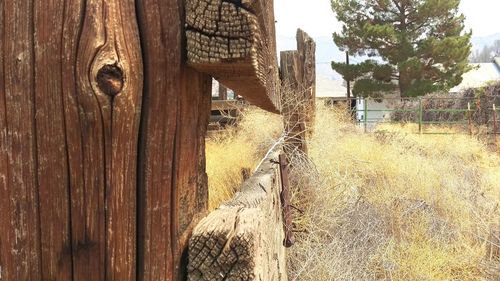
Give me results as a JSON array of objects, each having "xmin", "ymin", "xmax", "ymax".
[
  {"xmin": 187, "ymin": 30, "xmax": 317, "ymax": 281},
  {"xmin": 188, "ymin": 150, "xmax": 287, "ymax": 281},
  {"xmin": 186, "ymin": 0, "xmax": 280, "ymax": 113}
]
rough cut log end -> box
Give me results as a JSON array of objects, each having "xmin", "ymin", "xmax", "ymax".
[
  {"xmin": 186, "ymin": 0, "xmax": 280, "ymax": 113},
  {"xmin": 188, "ymin": 151, "xmax": 287, "ymax": 281}
]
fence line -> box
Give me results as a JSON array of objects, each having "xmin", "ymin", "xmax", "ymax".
[{"xmin": 330, "ymin": 97, "xmax": 499, "ymax": 137}]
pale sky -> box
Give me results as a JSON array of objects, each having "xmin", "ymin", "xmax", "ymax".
[{"xmin": 275, "ymin": 0, "xmax": 500, "ymax": 38}]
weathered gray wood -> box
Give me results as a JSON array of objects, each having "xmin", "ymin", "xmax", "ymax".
[
  {"xmin": 1, "ymin": 1, "xmax": 211, "ymax": 281},
  {"xmin": 136, "ymin": 1, "xmax": 212, "ymax": 280},
  {"xmin": 296, "ymin": 29, "xmax": 316, "ymax": 134},
  {"xmin": 188, "ymin": 151, "xmax": 287, "ymax": 281},
  {"xmin": 186, "ymin": 0, "xmax": 280, "ymax": 113},
  {"xmin": 280, "ymin": 50, "xmax": 308, "ymax": 156},
  {"xmin": 280, "ymin": 29, "xmax": 316, "ymax": 156}
]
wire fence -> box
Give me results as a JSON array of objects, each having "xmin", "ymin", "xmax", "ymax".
[{"xmin": 331, "ymin": 97, "xmax": 499, "ymax": 137}]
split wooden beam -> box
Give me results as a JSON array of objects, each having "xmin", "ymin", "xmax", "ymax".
[
  {"xmin": 280, "ymin": 29, "xmax": 316, "ymax": 157},
  {"xmin": 188, "ymin": 151, "xmax": 287, "ymax": 281},
  {"xmin": 186, "ymin": 0, "xmax": 281, "ymax": 113}
]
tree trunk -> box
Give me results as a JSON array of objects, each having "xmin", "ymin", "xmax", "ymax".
[{"xmin": 398, "ymin": 70, "xmax": 412, "ymax": 97}]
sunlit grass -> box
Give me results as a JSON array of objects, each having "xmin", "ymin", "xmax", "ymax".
[
  {"xmin": 205, "ymin": 107, "xmax": 282, "ymax": 210},
  {"xmin": 290, "ymin": 104, "xmax": 500, "ymax": 280},
  {"xmin": 205, "ymin": 104, "xmax": 500, "ymax": 280}
]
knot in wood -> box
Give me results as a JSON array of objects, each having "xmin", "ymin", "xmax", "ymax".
[
  {"xmin": 96, "ymin": 64, "xmax": 124, "ymax": 96},
  {"xmin": 229, "ymin": 0, "xmax": 243, "ymax": 7}
]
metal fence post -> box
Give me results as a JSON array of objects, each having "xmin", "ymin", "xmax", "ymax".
[
  {"xmin": 418, "ymin": 97, "xmax": 423, "ymax": 134},
  {"xmin": 364, "ymin": 97, "xmax": 368, "ymax": 133},
  {"xmin": 493, "ymin": 104, "xmax": 497, "ymax": 141},
  {"xmin": 468, "ymin": 102, "xmax": 473, "ymax": 136}
]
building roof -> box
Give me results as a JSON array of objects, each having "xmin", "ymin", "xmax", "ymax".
[
  {"xmin": 495, "ymin": 57, "xmax": 500, "ymax": 68},
  {"xmin": 450, "ymin": 62, "xmax": 500, "ymax": 92}
]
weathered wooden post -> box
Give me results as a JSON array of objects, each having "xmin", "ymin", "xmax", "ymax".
[
  {"xmin": 296, "ymin": 29, "xmax": 317, "ymax": 134},
  {"xmin": 280, "ymin": 29, "xmax": 316, "ymax": 157},
  {"xmin": 136, "ymin": 1, "xmax": 214, "ymax": 280},
  {"xmin": 281, "ymin": 50, "xmax": 308, "ymax": 155},
  {"xmin": 1, "ymin": 1, "xmax": 147, "ymax": 280},
  {"xmin": 492, "ymin": 104, "xmax": 497, "ymax": 141},
  {"xmin": 1, "ymin": 0, "xmax": 282, "ymax": 280}
]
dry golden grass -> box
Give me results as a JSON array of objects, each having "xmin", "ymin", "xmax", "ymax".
[
  {"xmin": 205, "ymin": 104, "xmax": 500, "ymax": 280},
  {"xmin": 289, "ymin": 104, "xmax": 500, "ymax": 281},
  {"xmin": 205, "ymin": 107, "xmax": 282, "ymax": 210}
]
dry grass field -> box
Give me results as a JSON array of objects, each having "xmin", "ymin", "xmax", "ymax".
[
  {"xmin": 205, "ymin": 108, "xmax": 282, "ymax": 210},
  {"xmin": 206, "ymin": 105, "xmax": 500, "ymax": 280}
]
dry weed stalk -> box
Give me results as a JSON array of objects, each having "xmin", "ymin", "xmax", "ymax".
[
  {"xmin": 286, "ymin": 104, "xmax": 500, "ymax": 281},
  {"xmin": 206, "ymin": 89, "xmax": 499, "ymax": 280}
]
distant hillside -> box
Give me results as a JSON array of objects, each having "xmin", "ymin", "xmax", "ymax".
[{"xmin": 471, "ymin": 33, "xmax": 500, "ymax": 51}]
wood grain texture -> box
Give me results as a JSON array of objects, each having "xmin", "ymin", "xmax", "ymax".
[
  {"xmin": 296, "ymin": 29, "xmax": 316, "ymax": 135},
  {"xmin": 173, "ymin": 67, "xmax": 212, "ymax": 281},
  {"xmin": 188, "ymin": 151, "xmax": 287, "ymax": 281},
  {"xmin": 1, "ymin": 0, "xmax": 143, "ymax": 280},
  {"xmin": 33, "ymin": 0, "xmax": 73, "ymax": 279},
  {"xmin": 76, "ymin": 1, "xmax": 143, "ymax": 280},
  {"xmin": 0, "ymin": 1, "xmax": 42, "ymax": 280},
  {"xmin": 136, "ymin": 1, "xmax": 181, "ymax": 279},
  {"xmin": 186, "ymin": 0, "xmax": 280, "ymax": 113},
  {"xmin": 280, "ymin": 50, "xmax": 308, "ymax": 156},
  {"xmin": 280, "ymin": 30, "xmax": 316, "ymax": 157},
  {"xmin": 1, "ymin": 1, "xmax": 213, "ymax": 280},
  {"xmin": 136, "ymin": 1, "xmax": 211, "ymax": 280},
  {"xmin": 61, "ymin": 0, "xmax": 105, "ymax": 280}
]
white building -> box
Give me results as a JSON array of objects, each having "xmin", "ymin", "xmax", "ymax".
[{"xmin": 450, "ymin": 61, "xmax": 500, "ymax": 92}]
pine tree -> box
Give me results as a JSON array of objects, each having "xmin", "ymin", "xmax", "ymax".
[{"xmin": 331, "ymin": 0, "xmax": 473, "ymax": 97}]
